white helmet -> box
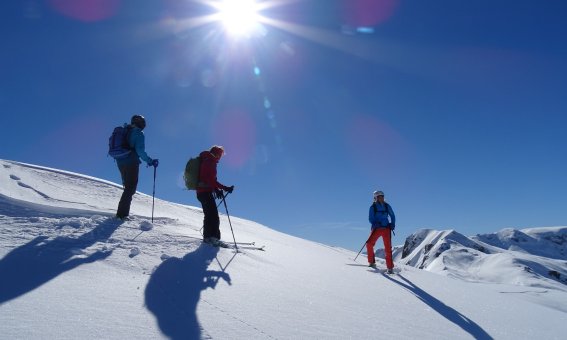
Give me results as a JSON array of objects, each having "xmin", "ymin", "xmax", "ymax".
[{"xmin": 373, "ymin": 190, "xmax": 384, "ymax": 198}]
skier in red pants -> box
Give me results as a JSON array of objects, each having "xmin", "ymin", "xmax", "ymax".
[{"xmin": 367, "ymin": 190, "xmax": 396, "ymax": 274}]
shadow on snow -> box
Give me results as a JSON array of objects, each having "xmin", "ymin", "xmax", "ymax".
[
  {"xmin": 145, "ymin": 244, "xmax": 232, "ymax": 340},
  {"xmin": 0, "ymin": 218, "xmax": 121, "ymax": 305},
  {"xmin": 384, "ymin": 273, "xmax": 494, "ymax": 340}
]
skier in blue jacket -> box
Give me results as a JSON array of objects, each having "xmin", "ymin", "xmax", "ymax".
[
  {"xmin": 367, "ymin": 190, "xmax": 396, "ymax": 273},
  {"xmin": 115, "ymin": 115, "xmax": 158, "ymax": 219}
]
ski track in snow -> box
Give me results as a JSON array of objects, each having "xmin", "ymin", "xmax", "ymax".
[
  {"xmin": 7, "ymin": 170, "xmax": 104, "ymax": 207},
  {"xmin": 0, "ymin": 213, "xmax": 205, "ymax": 276}
]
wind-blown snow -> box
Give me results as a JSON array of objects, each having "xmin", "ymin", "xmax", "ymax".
[{"xmin": 1, "ymin": 159, "xmax": 566, "ymax": 339}]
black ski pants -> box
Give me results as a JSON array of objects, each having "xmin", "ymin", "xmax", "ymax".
[
  {"xmin": 197, "ymin": 191, "xmax": 221, "ymax": 240},
  {"xmin": 116, "ymin": 162, "xmax": 139, "ymax": 218}
]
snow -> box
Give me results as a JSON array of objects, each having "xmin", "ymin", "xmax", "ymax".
[
  {"xmin": 395, "ymin": 228, "xmax": 567, "ymax": 292},
  {"xmin": 1, "ymin": 159, "xmax": 566, "ymax": 339}
]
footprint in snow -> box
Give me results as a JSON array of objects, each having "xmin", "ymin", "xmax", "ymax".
[
  {"xmin": 129, "ymin": 247, "xmax": 141, "ymax": 258},
  {"xmin": 140, "ymin": 221, "xmax": 153, "ymax": 231},
  {"xmin": 70, "ymin": 248, "xmax": 85, "ymax": 256},
  {"xmin": 9, "ymin": 174, "xmax": 21, "ymax": 180},
  {"xmin": 16, "ymin": 181, "xmax": 51, "ymax": 199}
]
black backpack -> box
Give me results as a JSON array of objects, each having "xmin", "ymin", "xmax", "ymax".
[
  {"xmin": 372, "ymin": 202, "xmax": 391, "ymax": 215},
  {"xmin": 108, "ymin": 124, "xmax": 133, "ymax": 159}
]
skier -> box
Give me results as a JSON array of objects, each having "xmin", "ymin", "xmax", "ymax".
[
  {"xmin": 115, "ymin": 114, "xmax": 159, "ymax": 220},
  {"xmin": 196, "ymin": 145, "xmax": 234, "ymax": 247},
  {"xmin": 367, "ymin": 190, "xmax": 396, "ymax": 274}
]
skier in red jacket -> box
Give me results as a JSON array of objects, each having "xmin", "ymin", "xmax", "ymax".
[{"xmin": 196, "ymin": 145, "xmax": 234, "ymax": 247}]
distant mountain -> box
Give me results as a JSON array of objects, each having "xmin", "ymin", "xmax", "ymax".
[
  {"xmin": 391, "ymin": 228, "xmax": 567, "ymax": 290},
  {"xmin": 473, "ymin": 227, "xmax": 567, "ymax": 260}
]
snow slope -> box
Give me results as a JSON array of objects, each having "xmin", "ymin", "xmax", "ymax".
[{"xmin": 1, "ymin": 159, "xmax": 566, "ymax": 339}]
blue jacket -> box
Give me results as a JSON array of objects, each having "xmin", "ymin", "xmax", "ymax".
[
  {"xmin": 369, "ymin": 202, "xmax": 395, "ymax": 229},
  {"xmin": 116, "ymin": 126, "xmax": 152, "ymax": 166}
]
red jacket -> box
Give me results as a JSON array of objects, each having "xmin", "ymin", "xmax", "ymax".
[{"xmin": 196, "ymin": 151, "xmax": 227, "ymax": 193}]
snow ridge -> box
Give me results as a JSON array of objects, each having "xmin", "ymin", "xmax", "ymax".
[{"xmin": 395, "ymin": 228, "xmax": 567, "ymax": 290}]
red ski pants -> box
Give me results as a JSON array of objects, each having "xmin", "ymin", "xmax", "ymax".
[{"xmin": 366, "ymin": 228, "xmax": 394, "ymax": 269}]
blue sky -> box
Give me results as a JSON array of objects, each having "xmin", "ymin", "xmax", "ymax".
[{"xmin": 1, "ymin": 0, "xmax": 566, "ymax": 251}]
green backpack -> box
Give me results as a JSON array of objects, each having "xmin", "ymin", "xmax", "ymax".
[{"xmin": 183, "ymin": 156, "xmax": 201, "ymax": 190}]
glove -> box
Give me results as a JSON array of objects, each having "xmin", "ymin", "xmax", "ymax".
[
  {"xmin": 151, "ymin": 159, "xmax": 159, "ymax": 167},
  {"xmin": 214, "ymin": 189, "xmax": 224, "ymax": 200},
  {"xmin": 224, "ymin": 185, "xmax": 234, "ymax": 194},
  {"xmin": 390, "ymin": 223, "xmax": 396, "ymax": 231}
]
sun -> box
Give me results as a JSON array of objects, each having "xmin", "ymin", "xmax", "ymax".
[{"xmin": 217, "ymin": 0, "xmax": 261, "ymax": 36}]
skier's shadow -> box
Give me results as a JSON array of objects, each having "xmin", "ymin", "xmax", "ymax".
[
  {"xmin": 145, "ymin": 244, "xmax": 232, "ymax": 340},
  {"xmin": 383, "ymin": 273, "xmax": 493, "ymax": 339},
  {"xmin": 0, "ymin": 218, "xmax": 120, "ymax": 305}
]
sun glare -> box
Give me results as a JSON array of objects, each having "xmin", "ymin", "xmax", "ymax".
[{"xmin": 218, "ymin": 0, "xmax": 260, "ymax": 36}]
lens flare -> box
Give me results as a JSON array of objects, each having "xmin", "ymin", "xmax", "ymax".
[
  {"xmin": 345, "ymin": 114, "xmax": 407, "ymax": 178},
  {"xmin": 341, "ymin": 0, "xmax": 399, "ymax": 27},
  {"xmin": 48, "ymin": 0, "xmax": 121, "ymax": 22},
  {"xmin": 212, "ymin": 109, "xmax": 257, "ymax": 168}
]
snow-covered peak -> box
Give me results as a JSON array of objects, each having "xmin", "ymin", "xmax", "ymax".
[
  {"xmin": 395, "ymin": 227, "xmax": 567, "ymax": 290},
  {"xmin": 474, "ymin": 227, "xmax": 567, "ymax": 260}
]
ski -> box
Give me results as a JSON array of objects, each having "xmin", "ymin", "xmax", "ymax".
[
  {"xmin": 203, "ymin": 239, "xmax": 231, "ymax": 248},
  {"xmin": 203, "ymin": 241, "xmax": 265, "ymax": 251},
  {"xmin": 350, "ymin": 263, "xmax": 400, "ymax": 275},
  {"xmin": 234, "ymin": 241, "xmax": 256, "ymax": 246},
  {"xmin": 203, "ymin": 242, "xmax": 228, "ymax": 248},
  {"xmin": 201, "ymin": 238, "xmax": 264, "ymax": 251},
  {"xmin": 228, "ymin": 244, "xmax": 265, "ymax": 251},
  {"xmin": 372, "ymin": 267, "xmax": 401, "ymax": 275}
]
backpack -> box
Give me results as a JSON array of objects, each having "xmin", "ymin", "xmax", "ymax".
[
  {"xmin": 108, "ymin": 124, "xmax": 132, "ymax": 159},
  {"xmin": 183, "ymin": 156, "xmax": 201, "ymax": 190},
  {"xmin": 372, "ymin": 202, "xmax": 391, "ymax": 216},
  {"xmin": 372, "ymin": 202, "xmax": 392, "ymax": 228}
]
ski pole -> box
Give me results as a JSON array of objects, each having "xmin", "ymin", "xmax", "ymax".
[
  {"xmin": 220, "ymin": 192, "xmax": 238, "ymax": 250},
  {"xmin": 151, "ymin": 165, "xmax": 156, "ymax": 223},
  {"xmin": 354, "ymin": 229, "xmax": 376, "ymax": 262},
  {"xmin": 389, "ymin": 223, "xmax": 395, "ymax": 237}
]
